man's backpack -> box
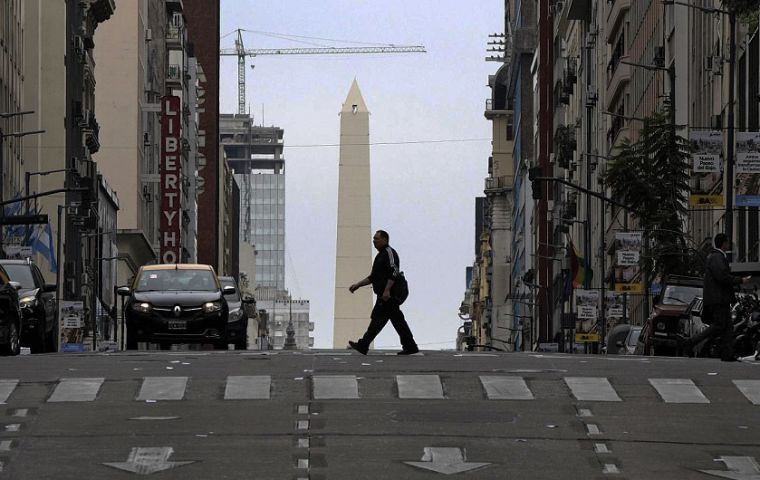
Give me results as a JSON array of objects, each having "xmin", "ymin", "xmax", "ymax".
[{"xmin": 392, "ymin": 272, "xmax": 409, "ymax": 305}]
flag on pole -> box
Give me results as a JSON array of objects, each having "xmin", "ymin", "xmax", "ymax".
[
  {"xmin": 568, "ymin": 240, "xmax": 592, "ymax": 288},
  {"xmin": 31, "ymin": 223, "xmax": 58, "ymax": 274}
]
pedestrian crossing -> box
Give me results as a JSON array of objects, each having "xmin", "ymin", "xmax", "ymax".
[{"xmin": 0, "ymin": 375, "xmax": 758, "ymax": 404}]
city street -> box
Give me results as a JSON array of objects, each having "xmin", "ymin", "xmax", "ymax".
[{"xmin": 0, "ymin": 351, "xmax": 759, "ymax": 479}]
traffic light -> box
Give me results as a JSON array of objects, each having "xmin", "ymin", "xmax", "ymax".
[{"xmin": 528, "ymin": 166, "xmax": 543, "ymax": 200}]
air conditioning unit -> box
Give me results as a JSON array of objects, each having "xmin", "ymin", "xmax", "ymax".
[{"xmin": 145, "ymin": 28, "xmax": 153, "ymax": 41}]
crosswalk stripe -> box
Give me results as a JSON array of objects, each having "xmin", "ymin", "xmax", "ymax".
[
  {"xmin": 224, "ymin": 376, "xmax": 270, "ymax": 400},
  {"xmin": 565, "ymin": 377, "xmax": 622, "ymax": 402},
  {"xmin": 137, "ymin": 377, "xmax": 188, "ymax": 401},
  {"xmin": 313, "ymin": 375, "xmax": 359, "ymax": 399},
  {"xmin": 733, "ymin": 380, "xmax": 760, "ymax": 405},
  {"xmin": 397, "ymin": 375, "xmax": 444, "ymax": 399},
  {"xmin": 649, "ymin": 378, "xmax": 709, "ymax": 403},
  {"xmin": 0, "ymin": 380, "xmax": 18, "ymax": 404},
  {"xmin": 49, "ymin": 378, "xmax": 104, "ymax": 402},
  {"xmin": 480, "ymin": 376, "xmax": 534, "ymax": 400}
]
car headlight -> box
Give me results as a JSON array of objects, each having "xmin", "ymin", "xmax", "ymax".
[
  {"xmin": 134, "ymin": 302, "xmax": 152, "ymax": 314},
  {"xmin": 228, "ymin": 308, "xmax": 244, "ymax": 322},
  {"xmin": 19, "ymin": 296, "xmax": 37, "ymax": 308},
  {"xmin": 203, "ymin": 302, "xmax": 221, "ymax": 314}
]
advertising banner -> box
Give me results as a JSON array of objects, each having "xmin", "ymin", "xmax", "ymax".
[
  {"xmin": 574, "ymin": 289, "xmax": 599, "ymax": 320},
  {"xmin": 160, "ymin": 95, "xmax": 182, "ymax": 264},
  {"xmin": 614, "ymin": 232, "xmax": 643, "ymax": 293},
  {"xmin": 59, "ymin": 301, "xmax": 85, "ymax": 352},
  {"xmin": 735, "ymin": 131, "xmax": 760, "ymax": 207},
  {"xmin": 688, "ymin": 130, "xmax": 724, "ymax": 207},
  {"xmin": 605, "ymin": 291, "xmax": 625, "ymax": 319}
]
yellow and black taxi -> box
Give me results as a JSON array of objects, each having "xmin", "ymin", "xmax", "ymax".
[
  {"xmin": 0, "ymin": 264, "xmax": 22, "ymax": 356},
  {"xmin": 118, "ymin": 264, "xmax": 235, "ymax": 349}
]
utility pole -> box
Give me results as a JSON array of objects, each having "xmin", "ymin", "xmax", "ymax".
[{"xmin": 726, "ymin": 11, "xmax": 736, "ymax": 245}]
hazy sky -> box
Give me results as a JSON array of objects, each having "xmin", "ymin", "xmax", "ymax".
[{"xmin": 219, "ymin": 0, "xmax": 503, "ymax": 350}]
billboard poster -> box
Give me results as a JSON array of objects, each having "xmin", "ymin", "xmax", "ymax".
[
  {"xmin": 614, "ymin": 232, "xmax": 642, "ymax": 293},
  {"xmin": 160, "ymin": 95, "xmax": 182, "ymax": 264},
  {"xmin": 688, "ymin": 130, "xmax": 724, "ymax": 207},
  {"xmin": 59, "ymin": 300, "xmax": 85, "ymax": 352},
  {"xmin": 605, "ymin": 291, "xmax": 625, "ymax": 319},
  {"xmin": 735, "ymin": 131, "xmax": 760, "ymax": 207},
  {"xmin": 574, "ymin": 289, "xmax": 599, "ymax": 320}
]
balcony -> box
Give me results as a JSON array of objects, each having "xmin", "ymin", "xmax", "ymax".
[
  {"xmin": 166, "ymin": 25, "xmax": 182, "ymax": 48},
  {"xmin": 484, "ymin": 98, "xmax": 512, "ymax": 120},
  {"xmin": 606, "ymin": 0, "xmax": 631, "ymax": 43},
  {"xmin": 166, "ymin": 64, "xmax": 184, "ymax": 86},
  {"xmin": 605, "ymin": 56, "xmax": 630, "ymax": 111},
  {"xmin": 485, "ymin": 176, "xmax": 512, "ymax": 195}
]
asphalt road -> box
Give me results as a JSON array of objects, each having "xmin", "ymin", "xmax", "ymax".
[{"xmin": 0, "ymin": 350, "xmax": 759, "ymax": 479}]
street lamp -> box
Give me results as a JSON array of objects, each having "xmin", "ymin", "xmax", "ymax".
[
  {"xmin": 0, "ymin": 111, "xmax": 45, "ymax": 258},
  {"xmin": 24, "ymin": 168, "xmax": 76, "ymax": 242}
]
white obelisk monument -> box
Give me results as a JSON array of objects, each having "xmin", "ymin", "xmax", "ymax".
[{"xmin": 333, "ymin": 79, "xmax": 373, "ymax": 348}]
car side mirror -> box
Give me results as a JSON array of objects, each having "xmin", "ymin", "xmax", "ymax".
[
  {"xmin": 43, "ymin": 283, "xmax": 57, "ymax": 293},
  {"xmin": 117, "ymin": 286, "xmax": 132, "ymax": 297},
  {"xmin": 222, "ymin": 285, "xmax": 236, "ymax": 295},
  {"xmin": 8, "ymin": 281, "xmax": 22, "ymax": 291}
]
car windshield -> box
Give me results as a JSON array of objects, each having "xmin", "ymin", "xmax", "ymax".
[
  {"xmin": 2, "ymin": 264, "xmax": 36, "ymax": 289},
  {"xmin": 135, "ymin": 269, "xmax": 218, "ymax": 292},
  {"xmin": 662, "ymin": 285, "xmax": 702, "ymax": 305},
  {"xmin": 220, "ymin": 279, "xmax": 241, "ymax": 302}
]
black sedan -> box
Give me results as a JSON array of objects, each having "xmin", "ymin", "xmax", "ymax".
[
  {"xmin": 0, "ymin": 260, "xmax": 57, "ymax": 353},
  {"xmin": 0, "ymin": 265, "xmax": 22, "ymax": 356},
  {"xmin": 119, "ymin": 264, "xmax": 235, "ymax": 350}
]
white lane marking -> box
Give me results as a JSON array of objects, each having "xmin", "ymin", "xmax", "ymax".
[
  {"xmin": 137, "ymin": 377, "xmax": 188, "ymax": 401},
  {"xmin": 0, "ymin": 380, "xmax": 18, "ymax": 404},
  {"xmin": 480, "ymin": 376, "xmax": 534, "ymax": 400},
  {"xmin": 397, "ymin": 375, "xmax": 444, "ymax": 399},
  {"xmin": 565, "ymin": 377, "xmax": 621, "ymax": 402},
  {"xmin": 48, "ymin": 378, "xmax": 104, "ymax": 402},
  {"xmin": 586, "ymin": 424, "xmax": 601, "ymax": 435},
  {"xmin": 224, "ymin": 376, "xmax": 270, "ymax": 400},
  {"xmin": 298, "ymin": 438, "xmax": 309, "ymax": 448},
  {"xmin": 578, "ymin": 408, "xmax": 593, "ymax": 417},
  {"xmin": 733, "ymin": 380, "xmax": 760, "ymax": 405},
  {"xmin": 12, "ymin": 409, "xmax": 27, "ymax": 418},
  {"xmin": 602, "ymin": 463, "xmax": 620, "ymax": 474},
  {"xmin": 700, "ymin": 456, "xmax": 760, "ymax": 478},
  {"xmin": 296, "ymin": 420, "xmax": 309, "ymax": 430},
  {"xmin": 0, "ymin": 441, "xmax": 11, "ymax": 451},
  {"xmin": 313, "ymin": 375, "xmax": 359, "ymax": 399},
  {"xmin": 649, "ymin": 378, "xmax": 709, "ymax": 403},
  {"xmin": 129, "ymin": 416, "xmax": 180, "ymax": 421},
  {"xmin": 595, "ymin": 443, "xmax": 611, "ymax": 454},
  {"xmin": 297, "ymin": 458, "xmax": 309, "ymax": 469},
  {"xmin": 4, "ymin": 424, "xmax": 19, "ymax": 432}
]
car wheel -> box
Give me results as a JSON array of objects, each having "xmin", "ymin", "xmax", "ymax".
[
  {"xmin": 45, "ymin": 328, "xmax": 57, "ymax": 353},
  {"xmin": 29, "ymin": 328, "xmax": 46, "ymax": 354},
  {"xmin": 0, "ymin": 322, "xmax": 20, "ymax": 356}
]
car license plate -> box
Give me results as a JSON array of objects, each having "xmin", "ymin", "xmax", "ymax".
[{"xmin": 168, "ymin": 320, "xmax": 187, "ymax": 330}]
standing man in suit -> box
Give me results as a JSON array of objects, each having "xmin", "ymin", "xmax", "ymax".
[{"xmin": 685, "ymin": 233, "xmax": 751, "ymax": 361}]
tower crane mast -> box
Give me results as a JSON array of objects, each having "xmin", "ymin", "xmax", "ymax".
[{"xmin": 221, "ymin": 29, "xmax": 426, "ymax": 114}]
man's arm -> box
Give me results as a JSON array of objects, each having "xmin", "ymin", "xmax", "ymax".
[
  {"xmin": 381, "ymin": 278, "xmax": 395, "ymax": 302},
  {"xmin": 349, "ymin": 277, "xmax": 372, "ymax": 293},
  {"xmin": 709, "ymin": 255, "xmax": 751, "ymax": 287}
]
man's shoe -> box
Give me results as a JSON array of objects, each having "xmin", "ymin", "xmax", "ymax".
[
  {"xmin": 397, "ymin": 346, "xmax": 420, "ymax": 355},
  {"xmin": 348, "ymin": 341, "xmax": 368, "ymax": 355}
]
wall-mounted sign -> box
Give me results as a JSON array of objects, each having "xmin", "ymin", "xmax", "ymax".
[
  {"xmin": 160, "ymin": 95, "xmax": 182, "ymax": 264},
  {"xmin": 688, "ymin": 130, "xmax": 724, "ymax": 207}
]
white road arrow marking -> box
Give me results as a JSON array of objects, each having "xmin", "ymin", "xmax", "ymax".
[
  {"xmin": 405, "ymin": 447, "xmax": 490, "ymax": 475},
  {"xmin": 700, "ymin": 456, "xmax": 760, "ymax": 480},
  {"xmin": 103, "ymin": 447, "xmax": 195, "ymax": 475}
]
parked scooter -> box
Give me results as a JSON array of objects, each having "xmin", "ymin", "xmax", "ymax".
[{"xmin": 690, "ymin": 294, "xmax": 760, "ymax": 359}]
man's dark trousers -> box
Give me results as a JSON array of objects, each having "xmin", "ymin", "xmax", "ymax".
[
  {"xmin": 688, "ymin": 303, "xmax": 734, "ymax": 360},
  {"xmin": 357, "ymin": 299, "xmax": 417, "ymax": 351}
]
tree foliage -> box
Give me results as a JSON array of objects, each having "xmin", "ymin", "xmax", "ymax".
[{"xmin": 603, "ymin": 106, "xmax": 694, "ymax": 279}]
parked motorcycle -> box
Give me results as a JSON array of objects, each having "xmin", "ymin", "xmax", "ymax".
[{"xmin": 690, "ymin": 293, "xmax": 760, "ymax": 360}]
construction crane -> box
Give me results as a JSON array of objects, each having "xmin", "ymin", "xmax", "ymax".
[{"xmin": 220, "ymin": 29, "xmax": 426, "ymax": 114}]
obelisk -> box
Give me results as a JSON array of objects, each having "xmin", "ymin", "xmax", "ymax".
[{"xmin": 333, "ymin": 79, "xmax": 373, "ymax": 348}]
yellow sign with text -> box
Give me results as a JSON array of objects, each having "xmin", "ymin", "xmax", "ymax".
[
  {"xmin": 575, "ymin": 333, "xmax": 600, "ymax": 343},
  {"xmin": 615, "ymin": 283, "xmax": 643, "ymax": 294},
  {"xmin": 689, "ymin": 194, "xmax": 723, "ymax": 207}
]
